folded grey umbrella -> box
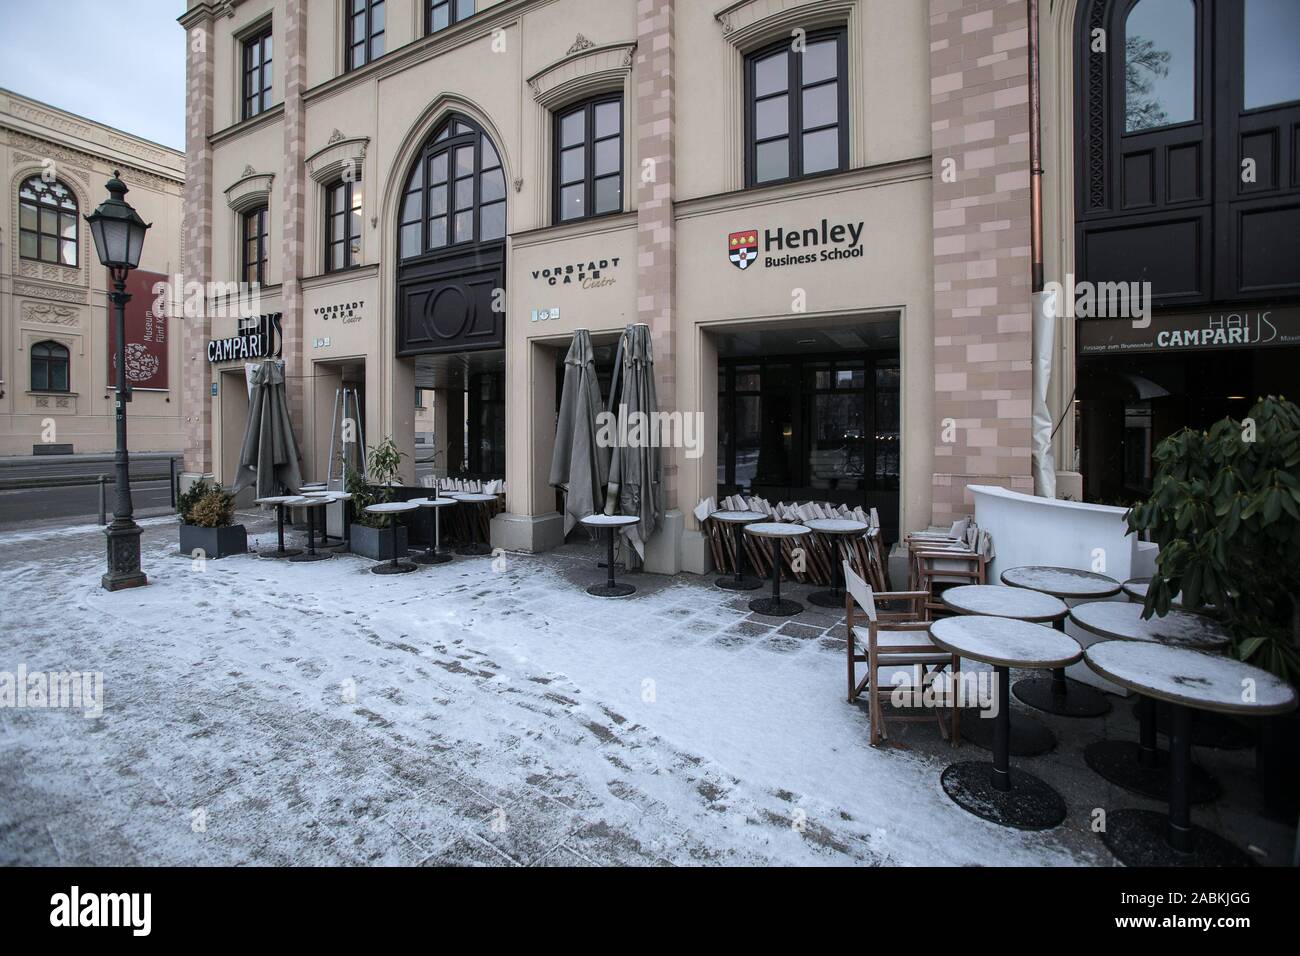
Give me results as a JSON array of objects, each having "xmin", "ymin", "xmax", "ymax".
[
  {"xmin": 231, "ymin": 359, "xmax": 304, "ymax": 498},
  {"xmin": 604, "ymin": 323, "xmax": 662, "ymax": 560},
  {"xmin": 550, "ymin": 329, "xmax": 609, "ymax": 535}
]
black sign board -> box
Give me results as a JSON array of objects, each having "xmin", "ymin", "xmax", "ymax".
[{"xmin": 1077, "ymin": 306, "xmax": 1300, "ymax": 356}]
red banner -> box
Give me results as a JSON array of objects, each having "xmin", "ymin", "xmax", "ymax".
[{"xmin": 107, "ymin": 269, "xmax": 169, "ymax": 390}]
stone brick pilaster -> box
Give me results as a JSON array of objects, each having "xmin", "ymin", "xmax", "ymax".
[
  {"xmin": 280, "ymin": 0, "xmax": 309, "ymax": 461},
  {"xmin": 928, "ymin": 0, "xmax": 1035, "ymax": 525},
  {"xmin": 179, "ymin": 5, "xmax": 215, "ymax": 475},
  {"xmin": 635, "ymin": 0, "xmax": 676, "ymax": 505}
]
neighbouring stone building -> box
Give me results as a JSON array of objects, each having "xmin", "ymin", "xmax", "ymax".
[
  {"xmin": 0, "ymin": 89, "xmax": 186, "ymax": 456},
  {"xmin": 176, "ymin": 0, "xmax": 1298, "ymax": 572}
]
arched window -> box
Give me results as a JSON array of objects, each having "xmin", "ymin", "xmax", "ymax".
[
  {"xmin": 398, "ymin": 115, "xmax": 506, "ymax": 261},
  {"xmin": 18, "ymin": 176, "xmax": 78, "ymax": 267},
  {"xmin": 1075, "ymin": 0, "xmax": 1300, "ymax": 305},
  {"xmin": 1123, "ymin": 0, "xmax": 1196, "ymax": 133},
  {"xmin": 31, "ymin": 341, "xmax": 70, "ymax": 392}
]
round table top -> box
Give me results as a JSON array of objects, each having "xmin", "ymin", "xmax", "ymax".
[
  {"xmin": 292, "ymin": 495, "xmax": 328, "ymax": 507},
  {"xmin": 744, "ymin": 522, "xmax": 811, "ymax": 538},
  {"xmin": 580, "ymin": 513, "xmax": 640, "ymax": 528},
  {"xmin": 1085, "ymin": 641, "xmax": 1297, "ymax": 716},
  {"xmin": 1001, "ymin": 565, "xmax": 1122, "ymax": 599},
  {"xmin": 929, "ymin": 615, "xmax": 1082, "ymax": 669},
  {"xmin": 299, "ymin": 483, "xmax": 327, "ymax": 490},
  {"xmin": 1069, "ymin": 601, "xmax": 1230, "ymax": 650},
  {"xmin": 709, "ymin": 510, "xmax": 767, "ymax": 523},
  {"xmin": 301, "ymin": 490, "xmax": 350, "ymax": 500},
  {"xmin": 255, "ymin": 495, "xmax": 299, "ymax": 505},
  {"xmin": 411, "ymin": 496, "xmax": 458, "ymax": 507},
  {"xmin": 365, "ymin": 501, "xmax": 419, "ymax": 514},
  {"xmin": 448, "ymin": 492, "xmax": 496, "ymax": 503},
  {"xmin": 1121, "ymin": 578, "xmax": 1209, "ymax": 613},
  {"xmin": 940, "ymin": 584, "xmax": 1068, "ymax": 622},
  {"xmin": 804, "ymin": 517, "xmax": 870, "ymax": 535}
]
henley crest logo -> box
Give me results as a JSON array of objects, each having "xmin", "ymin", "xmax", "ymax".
[{"xmin": 728, "ymin": 229, "xmax": 759, "ymax": 270}]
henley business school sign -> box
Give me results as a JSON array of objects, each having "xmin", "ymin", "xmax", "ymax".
[{"xmin": 728, "ymin": 218, "xmax": 865, "ymax": 271}]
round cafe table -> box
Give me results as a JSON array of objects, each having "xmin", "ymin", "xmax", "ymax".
[
  {"xmin": 301, "ymin": 490, "xmax": 352, "ymax": 550},
  {"xmin": 804, "ymin": 518, "xmax": 871, "ymax": 608},
  {"xmin": 410, "ymin": 497, "xmax": 457, "ymax": 566},
  {"xmin": 1001, "ymin": 565, "xmax": 1119, "ymax": 718},
  {"xmin": 743, "ymin": 522, "xmax": 811, "ymax": 618},
  {"xmin": 1085, "ymin": 640, "xmax": 1295, "ymax": 866},
  {"xmin": 1070, "ymin": 601, "xmax": 1230, "ymax": 802},
  {"xmin": 288, "ymin": 497, "xmax": 331, "ymax": 562},
  {"xmin": 580, "ymin": 513, "xmax": 640, "ymax": 597},
  {"xmin": 709, "ymin": 510, "xmax": 766, "ymax": 591},
  {"xmin": 448, "ymin": 493, "xmax": 496, "ymax": 556},
  {"xmin": 940, "ymin": 584, "xmax": 1069, "ymax": 756},
  {"xmin": 254, "ymin": 495, "xmax": 303, "ymax": 559},
  {"xmin": 929, "ymin": 615, "xmax": 1082, "ymax": 830},
  {"xmin": 364, "ymin": 501, "xmax": 419, "ymax": 574}
]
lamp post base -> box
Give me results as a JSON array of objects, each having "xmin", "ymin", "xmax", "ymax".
[{"xmin": 102, "ymin": 521, "xmax": 147, "ymax": 591}]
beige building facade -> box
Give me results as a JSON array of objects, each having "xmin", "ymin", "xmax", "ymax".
[
  {"xmin": 181, "ymin": 0, "xmax": 1047, "ymax": 572},
  {"xmin": 0, "ymin": 90, "xmax": 186, "ymax": 456}
]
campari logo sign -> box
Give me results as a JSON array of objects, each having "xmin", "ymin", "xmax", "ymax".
[{"xmin": 728, "ymin": 218, "xmax": 865, "ymax": 272}]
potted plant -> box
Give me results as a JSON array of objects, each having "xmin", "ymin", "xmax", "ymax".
[
  {"xmin": 347, "ymin": 437, "xmax": 409, "ymax": 560},
  {"xmin": 1127, "ymin": 395, "xmax": 1300, "ymax": 815},
  {"xmin": 178, "ymin": 480, "xmax": 247, "ymax": 559}
]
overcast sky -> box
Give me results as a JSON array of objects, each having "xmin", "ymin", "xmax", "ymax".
[{"xmin": 0, "ymin": 0, "xmax": 187, "ymax": 150}]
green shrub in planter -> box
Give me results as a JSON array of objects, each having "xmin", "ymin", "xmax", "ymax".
[
  {"xmin": 1127, "ymin": 395, "xmax": 1300, "ymax": 814},
  {"xmin": 178, "ymin": 480, "xmax": 247, "ymax": 559},
  {"xmin": 347, "ymin": 437, "xmax": 409, "ymax": 559}
]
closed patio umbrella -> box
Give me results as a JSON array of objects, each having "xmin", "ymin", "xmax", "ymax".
[
  {"xmin": 603, "ymin": 323, "xmax": 662, "ymax": 561},
  {"xmin": 550, "ymin": 329, "xmax": 609, "ymax": 535},
  {"xmin": 232, "ymin": 359, "xmax": 304, "ymax": 498}
]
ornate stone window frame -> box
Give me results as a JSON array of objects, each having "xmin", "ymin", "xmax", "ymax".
[
  {"xmin": 10, "ymin": 164, "xmax": 90, "ymax": 289},
  {"xmin": 306, "ymin": 131, "xmax": 371, "ymax": 276},
  {"xmin": 713, "ymin": 0, "xmax": 864, "ymax": 193},
  {"xmin": 526, "ymin": 38, "xmax": 637, "ymax": 224}
]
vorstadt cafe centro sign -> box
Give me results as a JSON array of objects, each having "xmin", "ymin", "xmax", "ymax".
[
  {"xmin": 206, "ymin": 313, "xmax": 283, "ymax": 363},
  {"xmin": 728, "ymin": 218, "xmax": 865, "ymax": 271},
  {"xmin": 1077, "ymin": 306, "xmax": 1300, "ymax": 355},
  {"xmin": 530, "ymin": 258, "xmax": 619, "ymax": 289}
]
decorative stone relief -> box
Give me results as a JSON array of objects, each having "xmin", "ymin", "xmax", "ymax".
[
  {"xmin": 568, "ymin": 34, "xmax": 596, "ymax": 54},
  {"xmin": 21, "ymin": 302, "xmax": 80, "ymax": 326}
]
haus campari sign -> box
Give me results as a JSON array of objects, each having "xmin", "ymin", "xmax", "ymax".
[{"xmin": 728, "ymin": 217, "xmax": 865, "ymax": 271}]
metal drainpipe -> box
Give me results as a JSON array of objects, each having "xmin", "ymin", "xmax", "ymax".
[{"xmin": 1029, "ymin": 0, "xmax": 1044, "ymax": 295}]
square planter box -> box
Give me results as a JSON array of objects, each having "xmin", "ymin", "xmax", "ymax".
[
  {"xmin": 350, "ymin": 523, "xmax": 408, "ymax": 561},
  {"xmin": 179, "ymin": 523, "xmax": 247, "ymax": 559}
]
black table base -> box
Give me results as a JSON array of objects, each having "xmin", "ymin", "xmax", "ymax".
[
  {"xmin": 1084, "ymin": 740, "xmax": 1219, "ymax": 803},
  {"xmin": 807, "ymin": 588, "xmax": 846, "ymax": 608},
  {"xmin": 289, "ymin": 507, "xmax": 330, "ymax": 562},
  {"xmin": 941, "ymin": 761, "xmax": 1067, "ymax": 831},
  {"xmin": 587, "ymin": 582, "xmax": 636, "ymax": 598},
  {"xmin": 260, "ymin": 547, "xmax": 302, "ymax": 559},
  {"xmin": 1100, "ymin": 808, "xmax": 1253, "ymax": 867},
  {"xmin": 260, "ymin": 503, "xmax": 302, "ymax": 559},
  {"xmin": 749, "ymin": 597, "xmax": 803, "ymax": 617},
  {"xmin": 1013, "ymin": 671, "xmax": 1110, "ymax": 718},
  {"xmin": 1138, "ymin": 701, "xmax": 1256, "ymax": 750},
  {"xmin": 587, "ymin": 524, "xmax": 636, "ymax": 598},
  {"xmin": 958, "ymin": 707, "xmax": 1056, "ymax": 756},
  {"xmin": 717, "ymin": 574, "xmax": 763, "ymax": 591},
  {"xmin": 413, "ymin": 551, "xmax": 453, "ymax": 565}
]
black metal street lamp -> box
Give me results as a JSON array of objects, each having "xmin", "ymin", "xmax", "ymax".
[{"xmin": 86, "ymin": 171, "xmax": 151, "ymax": 591}]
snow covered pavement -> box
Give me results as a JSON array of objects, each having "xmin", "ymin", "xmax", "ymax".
[{"xmin": 0, "ymin": 513, "xmax": 1289, "ymax": 866}]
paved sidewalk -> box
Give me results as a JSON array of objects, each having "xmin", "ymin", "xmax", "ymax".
[{"xmin": 0, "ymin": 513, "xmax": 1291, "ymax": 866}]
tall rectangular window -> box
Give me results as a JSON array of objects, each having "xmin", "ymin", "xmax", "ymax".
[
  {"xmin": 428, "ymin": 0, "xmax": 474, "ymax": 33},
  {"xmin": 325, "ymin": 180, "xmax": 363, "ymax": 271},
  {"xmin": 745, "ymin": 28, "xmax": 847, "ymax": 186},
  {"xmin": 346, "ymin": 0, "xmax": 385, "ymax": 72},
  {"xmin": 554, "ymin": 95, "xmax": 623, "ymax": 223},
  {"xmin": 242, "ymin": 26, "xmax": 273, "ymax": 120},
  {"xmin": 241, "ymin": 205, "xmax": 268, "ymax": 286}
]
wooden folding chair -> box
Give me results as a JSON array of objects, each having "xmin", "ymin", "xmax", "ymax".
[{"xmin": 844, "ymin": 560, "xmax": 960, "ymax": 747}]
